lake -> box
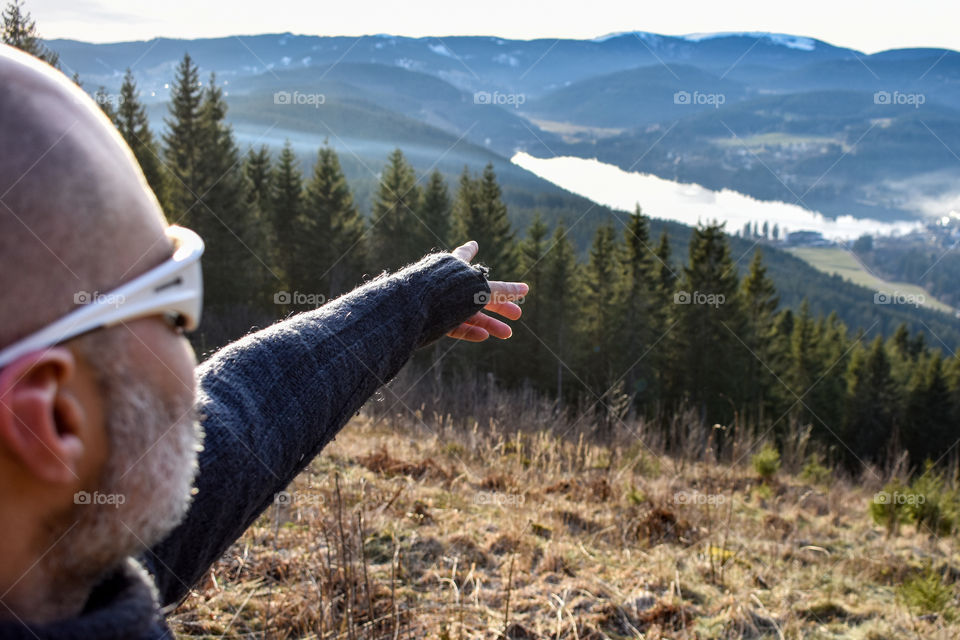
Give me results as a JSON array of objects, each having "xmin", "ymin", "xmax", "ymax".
[{"xmin": 511, "ymin": 152, "xmax": 923, "ymax": 240}]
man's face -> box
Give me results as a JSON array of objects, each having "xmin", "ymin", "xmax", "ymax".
[{"xmin": 49, "ymin": 243, "xmax": 203, "ymax": 586}]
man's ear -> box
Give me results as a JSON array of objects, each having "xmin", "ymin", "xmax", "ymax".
[{"xmin": 0, "ymin": 348, "xmax": 84, "ymax": 484}]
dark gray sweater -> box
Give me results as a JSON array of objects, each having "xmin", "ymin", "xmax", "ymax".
[{"xmin": 0, "ymin": 253, "xmax": 490, "ymax": 639}]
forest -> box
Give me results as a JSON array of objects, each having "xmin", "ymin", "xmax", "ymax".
[{"xmin": 86, "ymin": 53, "xmax": 960, "ymax": 475}]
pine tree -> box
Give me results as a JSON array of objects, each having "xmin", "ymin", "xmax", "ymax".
[
  {"xmin": 739, "ymin": 250, "xmax": 779, "ymax": 426},
  {"xmin": 452, "ymin": 164, "xmax": 517, "ymax": 279},
  {"xmin": 903, "ymin": 353, "xmax": 953, "ymax": 465},
  {"xmin": 162, "ymin": 54, "xmax": 203, "ymax": 219},
  {"xmin": 673, "ymin": 222, "xmax": 744, "ymax": 429},
  {"xmin": 419, "ymin": 170, "xmax": 452, "ymax": 251},
  {"xmin": 579, "ymin": 220, "xmax": 624, "ymax": 436},
  {"xmin": 163, "ymin": 61, "xmax": 268, "ymax": 345},
  {"xmin": 304, "ymin": 145, "xmax": 367, "ymax": 298},
  {"xmin": 542, "ymin": 223, "xmax": 580, "ymax": 400},
  {"xmin": 620, "ymin": 206, "xmax": 655, "ymax": 404},
  {"xmin": 789, "ymin": 299, "xmax": 819, "ymax": 424},
  {"xmin": 113, "ymin": 69, "xmax": 167, "ymax": 208},
  {"xmin": 1, "ymin": 1, "xmax": 59, "ymax": 66},
  {"xmin": 369, "ymin": 149, "xmax": 423, "ymax": 271},
  {"xmin": 512, "ymin": 212, "xmax": 550, "ymax": 387},
  {"xmin": 842, "ymin": 336, "xmax": 897, "ymax": 466},
  {"xmin": 270, "ymin": 140, "xmax": 305, "ymax": 291},
  {"xmin": 244, "ymin": 145, "xmax": 273, "ymax": 220},
  {"xmin": 94, "ymin": 86, "xmax": 117, "ymax": 121},
  {"xmin": 811, "ymin": 312, "xmax": 850, "ymax": 436},
  {"xmin": 649, "ymin": 231, "xmax": 679, "ymax": 414}
]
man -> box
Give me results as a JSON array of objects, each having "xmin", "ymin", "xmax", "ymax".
[{"xmin": 0, "ymin": 44, "xmax": 527, "ymax": 638}]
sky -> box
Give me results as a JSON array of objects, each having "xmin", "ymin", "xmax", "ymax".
[{"xmin": 29, "ymin": 0, "xmax": 960, "ymax": 53}]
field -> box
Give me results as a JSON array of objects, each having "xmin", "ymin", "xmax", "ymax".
[
  {"xmin": 167, "ymin": 402, "xmax": 960, "ymax": 639},
  {"xmin": 709, "ymin": 134, "xmax": 845, "ymax": 152},
  {"xmin": 787, "ymin": 247, "xmax": 955, "ymax": 314}
]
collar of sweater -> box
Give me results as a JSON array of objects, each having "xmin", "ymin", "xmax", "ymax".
[{"xmin": 0, "ymin": 557, "xmax": 168, "ymax": 639}]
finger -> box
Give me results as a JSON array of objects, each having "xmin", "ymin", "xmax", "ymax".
[
  {"xmin": 451, "ymin": 240, "xmax": 478, "ymax": 263},
  {"xmin": 484, "ymin": 301, "xmax": 522, "ymax": 321},
  {"xmin": 446, "ymin": 322, "xmax": 489, "ymax": 342},
  {"xmin": 462, "ymin": 312, "xmax": 513, "ymax": 339},
  {"xmin": 488, "ymin": 281, "xmax": 529, "ymax": 301}
]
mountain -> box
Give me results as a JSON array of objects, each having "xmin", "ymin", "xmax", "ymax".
[
  {"xmin": 48, "ymin": 31, "xmax": 861, "ymax": 99},
  {"xmin": 47, "ymin": 31, "xmax": 960, "ymax": 347}
]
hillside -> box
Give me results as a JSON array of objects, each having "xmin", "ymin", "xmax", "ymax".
[
  {"xmin": 52, "ymin": 32, "xmax": 960, "ymax": 347},
  {"xmin": 168, "ymin": 412, "xmax": 960, "ymax": 639}
]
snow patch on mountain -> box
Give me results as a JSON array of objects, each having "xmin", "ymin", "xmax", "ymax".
[
  {"xmin": 682, "ymin": 32, "xmax": 816, "ymax": 51},
  {"xmin": 591, "ymin": 31, "xmax": 661, "ymax": 43},
  {"xmin": 428, "ymin": 43, "xmax": 454, "ymax": 57}
]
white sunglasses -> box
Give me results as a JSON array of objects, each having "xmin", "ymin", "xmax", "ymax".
[{"xmin": 0, "ymin": 225, "xmax": 204, "ymax": 369}]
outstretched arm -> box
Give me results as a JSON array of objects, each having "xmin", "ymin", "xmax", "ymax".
[{"xmin": 141, "ymin": 246, "xmax": 526, "ymax": 606}]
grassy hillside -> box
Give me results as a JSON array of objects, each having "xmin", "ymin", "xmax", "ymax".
[
  {"xmin": 168, "ymin": 412, "xmax": 960, "ymax": 639},
  {"xmin": 788, "ymin": 247, "xmax": 956, "ymax": 314}
]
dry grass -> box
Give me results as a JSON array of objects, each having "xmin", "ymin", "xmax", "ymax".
[{"xmin": 168, "ymin": 412, "xmax": 960, "ymax": 639}]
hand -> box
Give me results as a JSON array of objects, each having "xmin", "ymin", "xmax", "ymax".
[{"xmin": 446, "ymin": 241, "xmax": 528, "ymax": 342}]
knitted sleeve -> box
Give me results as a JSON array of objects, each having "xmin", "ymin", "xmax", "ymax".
[{"xmin": 140, "ymin": 252, "xmax": 490, "ymax": 606}]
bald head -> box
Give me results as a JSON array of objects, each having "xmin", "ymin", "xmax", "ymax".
[
  {"xmin": 0, "ymin": 44, "xmax": 170, "ymax": 347},
  {"xmin": 0, "ymin": 46, "xmax": 202, "ymax": 625}
]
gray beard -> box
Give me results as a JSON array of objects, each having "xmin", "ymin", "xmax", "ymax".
[{"xmin": 46, "ymin": 339, "xmax": 202, "ymax": 600}]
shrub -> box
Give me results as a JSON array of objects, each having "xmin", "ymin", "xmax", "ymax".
[
  {"xmin": 899, "ymin": 563, "xmax": 955, "ymax": 618},
  {"xmin": 869, "ymin": 479, "xmax": 911, "ymax": 537},
  {"xmin": 906, "ymin": 463, "xmax": 960, "ymax": 537},
  {"xmin": 800, "ymin": 454, "xmax": 832, "ymax": 486},
  {"xmin": 751, "ymin": 445, "xmax": 781, "ymax": 482}
]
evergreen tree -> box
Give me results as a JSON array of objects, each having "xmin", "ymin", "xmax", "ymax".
[
  {"xmin": 369, "ymin": 149, "xmax": 423, "ymax": 271},
  {"xmin": 649, "ymin": 231, "xmax": 679, "ymax": 414},
  {"xmin": 303, "ymin": 145, "xmax": 367, "ymax": 298},
  {"xmin": 542, "ymin": 223, "xmax": 580, "ymax": 400},
  {"xmin": 419, "ymin": 170, "xmax": 452, "ymax": 251},
  {"xmin": 619, "ymin": 206, "xmax": 656, "ymax": 404},
  {"xmin": 1, "ymin": 1, "xmax": 58, "ymax": 66},
  {"xmin": 270, "ymin": 140, "xmax": 305, "ymax": 290},
  {"xmin": 512, "ymin": 212, "xmax": 550, "ymax": 388},
  {"xmin": 579, "ymin": 220, "xmax": 624, "ymax": 437},
  {"xmin": 113, "ymin": 69, "xmax": 167, "ymax": 208},
  {"xmin": 811, "ymin": 312, "xmax": 851, "ymax": 437},
  {"xmin": 162, "ymin": 54, "xmax": 203, "ymax": 218},
  {"xmin": 452, "ymin": 164, "xmax": 517, "ymax": 279},
  {"xmin": 163, "ymin": 61, "xmax": 267, "ymax": 345},
  {"xmin": 244, "ymin": 145, "xmax": 273, "ymax": 220},
  {"xmin": 672, "ymin": 222, "xmax": 744, "ymax": 429},
  {"xmin": 903, "ymin": 353, "xmax": 953, "ymax": 466},
  {"xmin": 93, "ymin": 86, "xmax": 117, "ymax": 121},
  {"xmin": 842, "ymin": 337, "xmax": 897, "ymax": 466},
  {"xmin": 788, "ymin": 300, "xmax": 819, "ymax": 425},
  {"xmin": 739, "ymin": 250, "xmax": 780, "ymax": 427}
]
